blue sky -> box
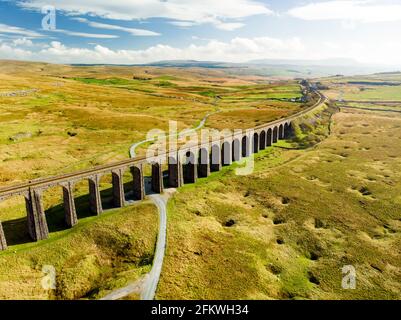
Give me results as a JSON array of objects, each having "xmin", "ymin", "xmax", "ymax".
[{"xmin": 1, "ymin": 0, "xmax": 401, "ymax": 66}]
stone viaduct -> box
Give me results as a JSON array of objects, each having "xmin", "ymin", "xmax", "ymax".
[{"xmin": 0, "ymin": 92, "xmax": 325, "ymax": 251}]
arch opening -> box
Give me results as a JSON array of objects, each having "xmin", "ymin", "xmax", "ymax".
[
  {"xmin": 253, "ymin": 133, "xmax": 259, "ymax": 153},
  {"xmin": 232, "ymin": 139, "xmax": 241, "ymax": 162}
]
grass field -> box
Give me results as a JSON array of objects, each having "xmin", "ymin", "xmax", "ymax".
[
  {"xmin": 0, "ymin": 61, "xmax": 305, "ymax": 299},
  {"xmin": 321, "ymin": 72, "xmax": 401, "ymax": 102},
  {"xmin": 0, "ymin": 61, "xmax": 304, "ymax": 186},
  {"xmin": 0, "ymin": 202, "xmax": 158, "ymax": 299},
  {"xmin": 2, "ymin": 62, "xmax": 400, "ymax": 300},
  {"xmin": 157, "ymin": 107, "xmax": 401, "ymax": 300}
]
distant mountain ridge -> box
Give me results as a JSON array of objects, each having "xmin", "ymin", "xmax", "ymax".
[
  {"xmin": 248, "ymin": 58, "xmax": 361, "ymax": 67},
  {"xmin": 67, "ymin": 58, "xmax": 400, "ymax": 78}
]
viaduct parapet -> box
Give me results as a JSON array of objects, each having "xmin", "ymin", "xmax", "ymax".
[{"xmin": 0, "ymin": 92, "xmax": 326, "ymax": 251}]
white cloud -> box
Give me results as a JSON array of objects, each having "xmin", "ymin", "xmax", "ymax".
[
  {"xmin": 169, "ymin": 21, "xmax": 199, "ymax": 28},
  {"xmin": 72, "ymin": 18, "xmax": 160, "ymax": 36},
  {"xmin": 0, "ymin": 36, "xmax": 306, "ymax": 65},
  {"xmin": 169, "ymin": 19, "xmax": 245, "ymax": 31},
  {"xmin": 3, "ymin": 35, "xmax": 401, "ymax": 67},
  {"xmin": 50, "ymin": 29, "xmax": 119, "ymax": 39},
  {"xmin": 288, "ymin": 0, "xmax": 401, "ymax": 23},
  {"xmin": 214, "ymin": 22, "xmax": 246, "ymax": 31},
  {"xmin": 17, "ymin": 0, "xmax": 272, "ymax": 29},
  {"xmin": 0, "ymin": 23, "xmax": 43, "ymax": 38},
  {"xmin": 12, "ymin": 37, "xmax": 33, "ymax": 46},
  {"xmin": 0, "ymin": 42, "xmax": 33, "ymax": 59}
]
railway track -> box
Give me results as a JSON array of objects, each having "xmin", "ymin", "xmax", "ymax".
[{"xmin": 0, "ymin": 90, "xmax": 326, "ymax": 199}]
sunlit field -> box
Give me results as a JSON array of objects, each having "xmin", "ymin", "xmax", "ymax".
[{"xmin": 1, "ymin": 61, "xmax": 400, "ymax": 300}]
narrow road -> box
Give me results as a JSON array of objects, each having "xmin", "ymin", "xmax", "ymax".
[
  {"xmin": 102, "ymin": 109, "xmax": 218, "ymax": 301},
  {"xmin": 100, "ymin": 91, "xmax": 319, "ymax": 300},
  {"xmin": 140, "ymin": 193, "xmax": 168, "ymax": 300}
]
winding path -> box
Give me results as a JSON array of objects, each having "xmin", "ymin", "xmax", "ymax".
[
  {"xmin": 103, "ymin": 109, "xmax": 220, "ymax": 300},
  {"xmin": 140, "ymin": 193, "xmax": 168, "ymax": 300},
  {"xmin": 0, "ymin": 88, "xmax": 323, "ymax": 300}
]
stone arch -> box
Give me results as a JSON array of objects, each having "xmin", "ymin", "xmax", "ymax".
[
  {"xmin": 232, "ymin": 139, "xmax": 241, "ymax": 162},
  {"xmin": 210, "ymin": 144, "xmax": 222, "ymax": 172},
  {"xmin": 42, "ymin": 184, "xmax": 76, "ymax": 232},
  {"xmin": 0, "ymin": 194, "xmax": 30, "ymax": 247},
  {"xmin": 284, "ymin": 122, "xmax": 292, "ymax": 138},
  {"xmin": 253, "ymin": 132, "xmax": 259, "ymax": 153},
  {"xmin": 168, "ymin": 155, "xmax": 182, "ymax": 188},
  {"xmin": 198, "ymin": 148, "xmax": 210, "ymax": 178},
  {"xmin": 279, "ymin": 124, "xmax": 284, "ymax": 139},
  {"xmin": 130, "ymin": 165, "xmax": 145, "ymax": 200},
  {"xmin": 97, "ymin": 172, "xmax": 115, "ymax": 211},
  {"xmin": 87, "ymin": 175, "xmax": 103, "ymax": 216},
  {"xmin": 151, "ymin": 162, "xmax": 164, "ymax": 194},
  {"xmin": 266, "ymin": 128, "xmax": 273, "ymax": 147},
  {"xmin": 259, "ymin": 130, "xmax": 266, "ymax": 150},
  {"xmin": 221, "ymin": 141, "xmax": 232, "ymax": 166},
  {"xmin": 242, "ymin": 135, "xmax": 250, "ymax": 157},
  {"xmin": 183, "ymin": 150, "xmax": 197, "ymax": 183},
  {"xmin": 273, "ymin": 126, "xmax": 279, "ymax": 143}
]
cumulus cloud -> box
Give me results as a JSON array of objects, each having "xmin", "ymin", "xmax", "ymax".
[
  {"xmin": 12, "ymin": 37, "xmax": 33, "ymax": 46},
  {"xmin": 0, "ymin": 36, "xmax": 306, "ymax": 64},
  {"xmin": 288, "ymin": 0, "xmax": 401, "ymax": 23},
  {"xmin": 17, "ymin": 0, "xmax": 272, "ymax": 30},
  {"xmin": 2, "ymin": 35, "xmax": 401, "ymax": 66},
  {"xmin": 72, "ymin": 18, "xmax": 161, "ymax": 36},
  {"xmin": 0, "ymin": 42, "xmax": 33, "ymax": 59}
]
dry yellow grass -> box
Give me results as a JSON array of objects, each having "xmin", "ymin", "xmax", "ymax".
[{"xmin": 157, "ymin": 108, "xmax": 401, "ymax": 300}]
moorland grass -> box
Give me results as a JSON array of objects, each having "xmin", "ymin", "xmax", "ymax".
[
  {"xmin": 157, "ymin": 108, "xmax": 401, "ymax": 300},
  {"xmin": 0, "ymin": 202, "xmax": 158, "ymax": 300}
]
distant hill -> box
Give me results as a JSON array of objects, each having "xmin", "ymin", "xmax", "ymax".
[
  {"xmin": 248, "ymin": 58, "xmax": 360, "ymax": 67},
  {"xmin": 2, "ymin": 58, "xmax": 398, "ymax": 79},
  {"xmin": 140, "ymin": 59, "xmax": 399, "ymax": 78},
  {"xmin": 142, "ymin": 60, "xmax": 231, "ymax": 68}
]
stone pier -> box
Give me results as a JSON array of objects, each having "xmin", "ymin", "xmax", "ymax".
[
  {"xmin": 151, "ymin": 163, "xmax": 164, "ymax": 194},
  {"xmin": 221, "ymin": 142, "xmax": 232, "ymax": 166},
  {"xmin": 198, "ymin": 148, "xmax": 210, "ymax": 178},
  {"xmin": 25, "ymin": 188, "xmax": 49, "ymax": 241},
  {"xmin": 183, "ymin": 152, "xmax": 198, "ymax": 184},
  {"xmin": 232, "ymin": 139, "xmax": 241, "ymax": 162},
  {"xmin": 131, "ymin": 165, "xmax": 145, "ymax": 200},
  {"xmin": 89, "ymin": 176, "xmax": 102, "ymax": 215},
  {"xmin": 62, "ymin": 182, "xmax": 78, "ymax": 228},
  {"xmin": 210, "ymin": 144, "xmax": 222, "ymax": 172},
  {"xmin": 253, "ymin": 134, "xmax": 259, "ymax": 154},
  {"xmin": 242, "ymin": 136, "xmax": 250, "ymax": 157},
  {"xmin": 259, "ymin": 131, "xmax": 266, "ymax": 150},
  {"xmin": 0, "ymin": 222, "xmax": 7, "ymax": 251},
  {"xmin": 284, "ymin": 123, "xmax": 293, "ymax": 138},
  {"xmin": 273, "ymin": 127, "xmax": 278, "ymax": 143},
  {"xmin": 279, "ymin": 124, "xmax": 284, "ymax": 139},
  {"xmin": 168, "ymin": 155, "xmax": 184, "ymax": 187},
  {"xmin": 267, "ymin": 129, "xmax": 272, "ymax": 147},
  {"xmin": 112, "ymin": 169, "xmax": 125, "ymax": 208}
]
